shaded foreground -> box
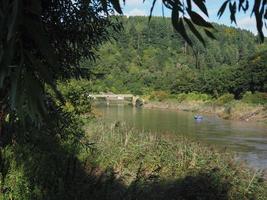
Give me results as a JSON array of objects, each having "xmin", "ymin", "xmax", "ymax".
[
  {"xmin": 1, "ymin": 119, "xmax": 266, "ymax": 199},
  {"xmin": 84, "ymin": 121, "xmax": 267, "ymax": 200}
]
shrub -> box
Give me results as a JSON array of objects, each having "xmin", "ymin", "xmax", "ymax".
[
  {"xmin": 149, "ymin": 91, "xmax": 169, "ymax": 101},
  {"xmin": 242, "ymin": 92, "xmax": 267, "ymax": 105},
  {"xmin": 57, "ymin": 79, "xmax": 93, "ymax": 114},
  {"xmin": 85, "ymin": 121, "xmax": 267, "ymax": 200},
  {"xmin": 177, "ymin": 92, "xmax": 211, "ymax": 102},
  {"xmin": 176, "ymin": 93, "xmax": 187, "ymax": 102},
  {"xmin": 215, "ymin": 93, "xmax": 235, "ymax": 106}
]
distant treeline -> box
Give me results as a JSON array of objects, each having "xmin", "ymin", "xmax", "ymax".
[{"xmin": 82, "ymin": 16, "xmax": 267, "ymax": 98}]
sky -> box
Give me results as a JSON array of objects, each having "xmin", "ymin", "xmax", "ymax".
[{"xmin": 119, "ymin": 0, "xmax": 266, "ymax": 35}]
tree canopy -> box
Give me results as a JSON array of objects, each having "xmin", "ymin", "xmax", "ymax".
[
  {"xmin": 86, "ymin": 16, "xmax": 266, "ymax": 98},
  {"xmin": 0, "ymin": 0, "xmax": 120, "ymax": 127}
]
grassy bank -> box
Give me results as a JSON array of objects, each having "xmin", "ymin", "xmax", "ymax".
[
  {"xmin": 143, "ymin": 92, "xmax": 267, "ymax": 123},
  {"xmin": 1, "ymin": 116, "xmax": 267, "ymax": 199},
  {"xmin": 82, "ymin": 120, "xmax": 267, "ymax": 199}
]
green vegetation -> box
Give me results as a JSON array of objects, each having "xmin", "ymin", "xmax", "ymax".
[
  {"xmin": 83, "ymin": 121, "xmax": 267, "ymax": 199},
  {"xmin": 2, "ymin": 118, "xmax": 266, "ymax": 199},
  {"xmin": 242, "ymin": 92, "xmax": 267, "ymax": 105},
  {"xmin": 57, "ymin": 79, "xmax": 94, "ymax": 114},
  {"xmin": 1, "ymin": 1, "xmax": 267, "ymax": 199},
  {"xmin": 86, "ymin": 17, "xmax": 266, "ymax": 100}
]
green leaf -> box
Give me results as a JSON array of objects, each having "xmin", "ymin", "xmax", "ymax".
[
  {"xmin": 217, "ymin": 0, "xmax": 230, "ymax": 18},
  {"xmin": 100, "ymin": 0, "xmax": 108, "ymax": 13},
  {"xmin": 187, "ymin": 10, "xmax": 213, "ymax": 28},
  {"xmin": 149, "ymin": 0, "xmax": 157, "ymax": 22},
  {"xmin": 238, "ymin": 0, "xmax": 245, "ymax": 11},
  {"xmin": 252, "ymin": 0, "xmax": 264, "ymax": 42},
  {"xmin": 7, "ymin": 0, "xmax": 20, "ymax": 41},
  {"xmin": 184, "ymin": 17, "xmax": 206, "ymax": 46},
  {"xmin": 229, "ymin": 2, "xmax": 237, "ymax": 24},
  {"xmin": 171, "ymin": 4, "xmax": 192, "ymax": 46},
  {"xmin": 204, "ymin": 29, "xmax": 216, "ymax": 40},
  {"xmin": 26, "ymin": 50, "xmax": 64, "ymax": 103},
  {"xmin": 192, "ymin": 0, "xmax": 209, "ymax": 17},
  {"xmin": 24, "ymin": 16, "xmax": 58, "ymax": 69},
  {"xmin": 110, "ymin": 0, "xmax": 123, "ymax": 14}
]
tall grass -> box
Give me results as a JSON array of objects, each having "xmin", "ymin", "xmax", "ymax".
[{"xmin": 84, "ymin": 121, "xmax": 267, "ymax": 200}]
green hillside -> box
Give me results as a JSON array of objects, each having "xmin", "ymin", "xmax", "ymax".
[{"xmin": 83, "ymin": 16, "xmax": 266, "ymax": 98}]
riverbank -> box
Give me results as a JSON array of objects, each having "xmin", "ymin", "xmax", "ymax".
[
  {"xmin": 83, "ymin": 120, "xmax": 267, "ymax": 199},
  {"xmin": 143, "ymin": 99, "xmax": 267, "ymax": 123}
]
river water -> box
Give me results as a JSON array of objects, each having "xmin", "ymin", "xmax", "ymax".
[{"xmin": 96, "ymin": 104, "xmax": 267, "ymax": 170}]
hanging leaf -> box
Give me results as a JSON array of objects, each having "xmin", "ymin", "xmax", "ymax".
[
  {"xmin": 192, "ymin": 0, "xmax": 209, "ymax": 17},
  {"xmin": 100, "ymin": 0, "xmax": 108, "ymax": 13},
  {"xmin": 243, "ymin": 0, "xmax": 249, "ymax": 12},
  {"xmin": 149, "ymin": 0, "xmax": 157, "ymax": 22},
  {"xmin": 110, "ymin": 0, "xmax": 123, "ymax": 14},
  {"xmin": 7, "ymin": 0, "xmax": 20, "ymax": 42},
  {"xmin": 239, "ymin": 0, "xmax": 245, "ymax": 11},
  {"xmin": 186, "ymin": 0, "xmax": 192, "ymax": 10},
  {"xmin": 171, "ymin": 4, "xmax": 192, "ymax": 46},
  {"xmin": 229, "ymin": 2, "xmax": 237, "ymax": 24},
  {"xmin": 204, "ymin": 29, "xmax": 216, "ymax": 40},
  {"xmin": 187, "ymin": 10, "xmax": 213, "ymax": 28},
  {"xmin": 252, "ymin": 0, "xmax": 264, "ymax": 42},
  {"xmin": 218, "ymin": 0, "xmax": 230, "ymax": 18},
  {"xmin": 26, "ymin": 51, "xmax": 64, "ymax": 103},
  {"xmin": 24, "ymin": 16, "xmax": 58, "ymax": 69},
  {"xmin": 184, "ymin": 17, "xmax": 206, "ymax": 46}
]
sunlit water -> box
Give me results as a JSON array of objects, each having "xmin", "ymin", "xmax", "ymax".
[{"xmin": 96, "ymin": 104, "xmax": 267, "ymax": 170}]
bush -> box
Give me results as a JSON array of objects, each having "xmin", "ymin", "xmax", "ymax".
[
  {"xmin": 215, "ymin": 93, "xmax": 235, "ymax": 106},
  {"xmin": 0, "ymin": 111, "xmax": 88, "ymax": 200},
  {"xmin": 86, "ymin": 121, "xmax": 267, "ymax": 200},
  {"xmin": 58, "ymin": 79, "xmax": 93, "ymax": 114},
  {"xmin": 177, "ymin": 92, "xmax": 211, "ymax": 102},
  {"xmin": 242, "ymin": 92, "xmax": 267, "ymax": 105},
  {"xmin": 149, "ymin": 91, "xmax": 169, "ymax": 101},
  {"xmin": 176, "ymin": 93, "xmax": 187, "ymax": 102}
]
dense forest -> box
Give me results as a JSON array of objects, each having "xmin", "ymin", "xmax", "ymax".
[{"xmin": 84, "ymin": 16, "xmax": 267, "ymax": 99}]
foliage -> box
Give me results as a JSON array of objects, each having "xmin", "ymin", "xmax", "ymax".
[
  {"xmin": 243, "ymin": 50, "xmax": 267, "ymax": 93},
  {"xmin": 0, "ymin": 109, "xmax": 88, "ymax": 199},
  {"xmin": 149, "ymin": 91, "xmax": 169, "ymax": 101},
  {"xmin": 215, "ymin": 93, "xmax": 235, "ymax": 106},
  {"xmin": 176, "ymin": 92, "xmax": 212, "ymax": 102},
  {"xmin": 88, "ymin": 16, "xmax": 266, "ymax": 98},
  {"xmin": 84, "ymin": 121, "xmax": 267, "ymax": 200},
  {"xmin": 0, "ymin": 0, "xmax": 121, "ymax": 132},
  {"xmin": 2, "ymin": 116, "xmax": 267, "ymax": 199},
  {"xmin": 57, "ymin": 79, "xmax": 93, "ymax": 114},
  {"xmin": 242, "ymin": 92, "xmax": 267, "ymax": 105}
]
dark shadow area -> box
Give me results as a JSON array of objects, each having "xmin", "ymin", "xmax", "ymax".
[{"xmin": 124, "ymin": 172, "xmax": 230, "ymax": 200}]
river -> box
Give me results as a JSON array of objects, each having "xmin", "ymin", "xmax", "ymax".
[{"xmin": 96, "ymin": 104, "xmax": 267, "ymax": 170}]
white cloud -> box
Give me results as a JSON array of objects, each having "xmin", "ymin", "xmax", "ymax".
[
  {"xmin": 238, "ymin": 17, "xmax": 258, "ymax": 34},
  {"xmin": 127, "ymin": 8, "xmax": 147, "ymax": 16},
  {"xmin": 233, "ymin": 16, "xmax": 267, "ymax": 36},
  {"xmin": 239, "ymin": 17, "xmax": 256, "ymax": 27}
]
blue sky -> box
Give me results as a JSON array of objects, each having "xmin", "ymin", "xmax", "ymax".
[{"xmin": 120, "ymin": 0, "xmax": 265, "ymax": 35}]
